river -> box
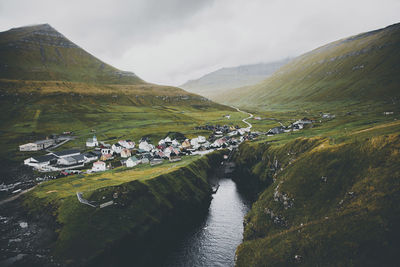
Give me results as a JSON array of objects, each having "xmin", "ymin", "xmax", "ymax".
[{"xmin": 162, "ymin": 177, "xmax": 251, "ymax": 267}]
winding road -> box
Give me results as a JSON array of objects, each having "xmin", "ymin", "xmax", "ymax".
[{"xmin": 231, "ymin": 106, "xmax": 253, "ymax": 129}]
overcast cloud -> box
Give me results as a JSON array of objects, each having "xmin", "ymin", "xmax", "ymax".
[{"xmin": 0, "ymin": 0, "xmax": 399, "ymax": 85}]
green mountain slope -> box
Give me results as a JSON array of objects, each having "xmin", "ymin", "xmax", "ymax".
[
  {"xmin": 180, "ymin": 59, "xmax": 290, "ymax": 99},
  {"xmin": 0, "ymin": 24, "xmax": 240, "ymax": 164},
  {"xmin": 220, "ymin": 23, "xmax": 400, "ymax": 110},
  {"xmin": 0, "ymin": 24, "xmax": 143, "ymax": 84}
]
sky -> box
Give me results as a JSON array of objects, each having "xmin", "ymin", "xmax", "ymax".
[{"xmin": 0, "ymin": 0, "xmax": 399, "ymax": 86}]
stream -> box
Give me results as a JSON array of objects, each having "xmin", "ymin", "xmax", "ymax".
[{"xmin": 162, "ymin": 177, "xmax": 251, "ymax": 267}]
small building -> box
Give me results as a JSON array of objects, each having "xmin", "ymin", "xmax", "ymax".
[
  {"xmin": 58, "ymin": 156, "xmax": 77, "ymax": 166},
  {"xmin": 120, "ymin": 148, "xmax": 131, "ymax": 158},
  {"xmin": 140, "ymin": 157, "xmax": 150, "ymax": 164},
  {"xmin": 118, "ymin": 140, "xmax": 135, "ymax": 149},
  {"xmin": 100, "ymin": 153, "xmax": 113, "ymax": 161},
  {"xmin": 268, "ymin": 127, "xmax": 285, "ymax": 135},
  {"xmin": 83, "ymin": 151, "xmax": 100, "ymax": 163},
  {"xmin": 169, "ymin": 156, "xmax": 181, "ymax": 162},
  {"xmin": 126, "ymin": 156, "xmax": 139, "ymax": 167},
  {"xmin": 24, "ymin": 154, "xmax": 58, "ymax": 168},
  {"xmin": 101, "ymin": 148, "xmax": 112, "ymax": 155},
  {"xmin": 92, "ymin": 161, "xmax": 106, "ymax": 172},
  {"xmin": 86, "ymin": 135, "xmax": 98, "ymax": 147},
  {"xmin": 19, "ymin": 139, "xmax": 55, "ymax": 151},
  {"xmin": 138, "ymin": 141, "xmax": 154, "ymax": 152},
  {"xmin": 181, "ymin": 139, "xmax": 191, "ymax": 149},
  {"xmin": 254, "ymin": 116, "xmax": 261, "ymax": 120},
  {"xmin": 150, "ymin": 158, "xmax": 163, "ymax": 166},
  {"xmin": 112, "ymin": 143, "xmax": 123, "ymax": 154}
]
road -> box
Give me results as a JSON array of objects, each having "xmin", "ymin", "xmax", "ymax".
[
  {"xmin": 231, "ymin": 106, "xmax": 253, "ymax": 129},
  {"xmin": 0, "ymin": 186, "xmax": 36, "ymax": 206}
]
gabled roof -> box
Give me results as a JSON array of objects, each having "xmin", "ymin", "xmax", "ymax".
[
  {"xmin": 52, "ymin": 149, "xmax": 80, "ymax": 157},
  {"xmin": 32, "ymin": 154, "xmax": 57, "ymax": 163}
]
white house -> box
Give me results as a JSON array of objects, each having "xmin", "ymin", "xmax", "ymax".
[
  {"xmin": 118, "ymin": 140, "xmax": 135, "ymax": 149},
  {"xmin": 19, "ymin": 139, "xmax": 55, "ymax": 151},
  {"xmin": 83, "ymin": 152, "xmax": 99, "ymax": 163},
  {"xmin": 126, "ymin": 156, "xmax": 139, "ymax": 167},
  {"xmin": 171, "ymin": 139, "xmax": 180, "ymax": 147},
  {"xmin": 112, "ymin": 143, "xmax": 123, "ymax": 154},
  {"xmin": 86, "ymin": 135, "xmax": 98, "ymax": 147},
  {"xmin": 24, "ymin": 155, "xmax": 57, "ymax": 168},
  {"xmin": 92, "ymin": 161, "xmax": 106, "ymax": 172},
  {"xmin": 138, "ymin": 141, "xmax": 154, "ymax": 152},
  {"xmin": 120, "ymin": 148, "xmax": 131, "ymax": 158}
]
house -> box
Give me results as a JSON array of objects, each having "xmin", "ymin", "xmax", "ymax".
[
  {"xmin": 120, "ymin": 148, "xmax": 131, "ymax": 158},
  {"xmin": 72, "ymin": 154, "xmax": 85, "ymax": 164},
  {"xmin": 181, "ymin": 139, "xmax": 191, "ymax": 149},
  {"xmin": 24, "ymin": 155, "xmax": 58, "ymax": 168},
  {"xmin": 126, "ymin": 156, "xmax": 139, "ymax": 167},
  {"xmin": 140, "ymin": 157, "xmax": 150, "ymax": 164},
  {"xmin": 92, "ymin": 161, "xmax": 106, "ymax": 172},
  {"xmin": 118, "ymin": 140, "xmax": 135, "ymax": 149},
  {"xmin": 100, "ymin": 153, "xmax": 113, "ymax": 161},
  {"xmin": 169, "ymin": 155, "xmax": 181, "ymax": 162},
  {"xmin": 268, "ymin": 127, "xmax": 285, "ymax": 135},
  {"xmin": 254, "ymin": 116, "xmax": 261, "ymax": 120},
  {"xmin": 212, "ymin": 138, "xmax": 227, "ymax": 148},
  {"xmin": 225, "ymin": 114, "xmax": 231, "ymax": 119},
  {"xmin": 150, "ymin": 158, "xmax": 163, "ymax": 166},
  {"xmin": 171, "ymin": 139, "xmax": 180, "ymax": 147},
  {"xmin": 58, "ymin": 156, "xmax": 77, "ymax": 166},
  {"xmin": 19, "ymin": 143, "xmax": 39, "ymax": 151},
  {"xmin": 138, "ymin": 141, "xmax": 154, "ymax": 152},
  {"xmin": 83, "ymin": 151, "xmax": 99, "ymax": 163},
  {"xmin": 101, "ymin": 148, "xmax": 112, "ymax": 155},
  {"xmin": 228, "ymin": 131, "xmax": 238, "ymax": 137},
  {"xmin": 86, "ymin": 135, "xmax": 98, "ymax": 147},
  {"xmin": 19, "ymin": 139, "xmax": 55, "ymax": 151},
  {"xmin": 112, "ymin": 143, "xmax": 123, "ymax": 154},
  {"xmin": 51, "ymin": 149, "xmax": 80, "ymax": 158}
]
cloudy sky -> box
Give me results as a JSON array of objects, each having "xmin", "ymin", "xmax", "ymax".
[{"xmin": 0, "ymin": 0, "xmax": 399, "ymax": 85}]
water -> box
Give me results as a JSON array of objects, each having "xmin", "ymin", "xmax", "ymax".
[{"xmin": 163, "ymin": 178, "xmax": 251, "ymax": 267}]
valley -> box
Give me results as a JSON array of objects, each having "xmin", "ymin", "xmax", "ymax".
[{"xmin": 0, "ymin": 19, "xmax": 399, "ymax": 267}]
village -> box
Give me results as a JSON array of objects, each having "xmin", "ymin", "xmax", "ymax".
[{"xmin": 17, "ymin": 113, "xmax": 326, "ymax": 179}]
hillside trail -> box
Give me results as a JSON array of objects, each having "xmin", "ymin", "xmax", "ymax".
[{"xmin": 231, "ymin": 106, "xmax": 253, "ymax": 129}]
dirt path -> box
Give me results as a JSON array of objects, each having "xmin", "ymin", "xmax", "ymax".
[{"xmin": 231, "ymin": 106, "xmax": 253, "ymax": 129}]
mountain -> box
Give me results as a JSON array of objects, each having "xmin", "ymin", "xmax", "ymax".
[
  {"xmin": 0, "ymin": 24, "xmax": 233, "ymax": 162},
  {"xmin": 219, "ymin": 23, "xmax": 400, "ymax": 110},
  {"xmin": 0, "ymin": 24, "xmax": 143, "ymax": 84},
  {"xmin": 180, "ymin": 59, "xmax": 291, "ymax": 99}
]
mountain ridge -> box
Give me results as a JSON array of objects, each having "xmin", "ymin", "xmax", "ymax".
[
  {"xmin": 0, "ymin": 23, "xmax": 143, "ymax": 84},
  {"xmin": 180, "ymin": 59, "xmax": 291, "ymax": 99},
  {"xmin": 215, "ymin": 22, "xmax": 400, "ymax": 110}
]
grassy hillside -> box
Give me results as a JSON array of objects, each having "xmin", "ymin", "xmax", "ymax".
[
  {"xmin": 22, "ymin": 151, "xmax": 225, "ymax": 266},
  {"xmin": 180, "ymin": 59, "xmax": 290, "ymax": 100},
  {"xmin": 0, "ymin": 24, "xmax": 143, "ymax": 84},
  {"xmin": 234, "ymin": 133, "xmax": 400, "ymax": 266},
  {"xmin": 219, "ymin": 23, "xmax": 400, "ymax": 111}
]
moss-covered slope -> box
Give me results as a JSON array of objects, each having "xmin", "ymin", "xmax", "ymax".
[{"xmin": 234, "ymin": 135, "xmax": 400, "ymax": 266}]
